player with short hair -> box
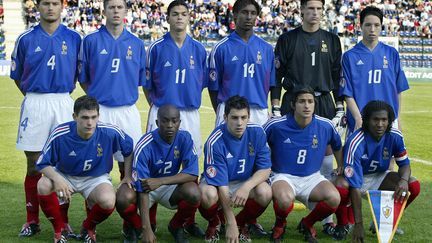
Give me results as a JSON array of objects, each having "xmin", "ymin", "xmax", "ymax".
[
  {"xmin": 79, "ymin": 0, "xmax": 146, "ymax": 180},
  {"xmin": 341, "ymin": 6, "xmax": 409, "ymax": 134},
  {"xmin": 338, "ymin": 100, "xmax": 420, "ymax": 242},
  {"xmin": 36, "ymin": 95, "xmax": 134, "ymax": 243},
  {"xmin": 273, "ymin": 0, "xmax": 344, "ymax": 233},
  {"xmin": 116, "ymin": 104, "xmax": 201, "ymax": 243},
  {"xmin": 208, "ymin": 0, "xmax": 277, "ymax": 127},
  {"xmin": 10, "ymin": 0, "xmax": 81, "ymax": 237},
  {"xmin": 199, "ymin": 95, "xmax": 272, "ymax": 242},
  {"xmin": 143, "ymin": 0, "xmax": 207, "ymax": 236},
  {"xmin": 264, "ymin": 86, "xmax": 343, "ymax": 243}
]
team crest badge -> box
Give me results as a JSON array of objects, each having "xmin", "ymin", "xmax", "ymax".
[
  {"xmin": 312, "ymin": 135, "xmax": 318, "ymax": 148},
  {"xmin": 383, "ymin": 56, "xmax": 388, "ymax": 68},
  {"xmin": 126, "ymin": 46, "xmax": 133, "ymax": 60},
  {"xmin": 97, "ymin": 143, "xmax": 103, "ymax": 157},
  {"xmin": 190, "ymin": 55, "xmax": 195, "ymax": 69},
  {"xmin": 61, "ymin": 41, "xmax": 68, "ymax": 55},
  {"xmin": 174, "ymin": 146, "xmax": 180, "ymax": 159},
  {"xmin": 321, "ymin": 41, "xmax": 328, "ymax": 52},
  {"xmin": 344, "ymin": 166, "xmax": 354, "ymax": 177},
  {"xmin": 206, "ymin": 166, "xmax": 217, "ymax": 178},
  {"xmin": 256, "ymin": 51, "xmax": 262, "ymax": 64},
  {"xmin": 383, "ymin": 147, "xmax": 389, "ymax": 160},
  {"xmin": 248, "ymin": 142, "xmax": 255, "ymax": 155},
  {"xmin": 382, "ymin": 205, "xmax": 392, "ymax": 218},
  {"xmin": 11, "ymin": 60, "xmax": 16, "ymax": 71}
]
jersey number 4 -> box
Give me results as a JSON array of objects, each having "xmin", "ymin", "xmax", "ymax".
[{"xmin": 47, "ymin": 55, "xmax": 56, "ymax": 70}]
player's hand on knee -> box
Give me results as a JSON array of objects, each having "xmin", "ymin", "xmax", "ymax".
[
  {"xmin": 231, "ymin": 187, "xmax": 249, "ymax": 207},
  {"xmin": 394, "ymin": 179, "xmax": 409, "ymax": 202},
  {"xmin": 141, "ymin": 178, "xmax": 162, "ymax": 192},
  {"xmin": 120, "ymin": 176, "xmax": 133, "ymax": 189},
  {"xmin": 352, "ymin": 223, "xmax": 364, "ymax": 243},
  {"xmin": 225, "ymin": 223, "xmax": 239, "ymax": 243},
  {"xmin": 271, "ymin": 105, "xmax": 282, "ymax": 117},
  {"xmin": 53, "ymin": 178, "xmax": 73, "ymax": 202}
]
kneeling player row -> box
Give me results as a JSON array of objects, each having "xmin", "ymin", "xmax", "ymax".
[{"xmin": 36, "ymin": 93, "xmax": 420, "ymax": 243}]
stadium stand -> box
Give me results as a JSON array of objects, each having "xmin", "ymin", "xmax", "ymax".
[{"xmin": 18, "ymin": 0, "xmax": 432, "ymax": 67}]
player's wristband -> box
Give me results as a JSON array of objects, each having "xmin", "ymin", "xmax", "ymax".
[
  {"xmin": 400, "ymin": 177, "xmax": 409, "ymax": 183},
  {"xmin": 335, "ymin": 103, "xmax": 344, "ymax": 113}
]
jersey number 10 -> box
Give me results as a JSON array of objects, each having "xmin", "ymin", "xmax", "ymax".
[{"xmin": 368, "ymin": 70, "xmax": 382, "ymax": 84}]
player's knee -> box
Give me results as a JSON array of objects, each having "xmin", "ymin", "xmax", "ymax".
[
  {"xmin": 181, "ymin": 182, "xmax": 201, "ymax": 204},
  {"xmin": 253, "ymin": 183, "xmax": 272, "ymax": 206},
  {"xmin": 97, "ymin": 192, "xmax": 116, "ymax": 209},
  {"xmin": 326, "ymin": 188, "xmax": 341, "ymax": 208},
  {"xmin": 273, "ymin": 191, "xmax": 294, "ymax": 209},
  {"xmin": 116, "ymin": 184, "xmax": 136, "ymax": 209},
  {"xmin": 334, "ymin": 176, "xmax": 349, "ymax": 189},
  {"xmin": 37, "ymin": 176, "xmax": 53, "ymax": 195},
  {"xmin": 200, "ymin": 185, "xmax": 218, "ymax": 208}
]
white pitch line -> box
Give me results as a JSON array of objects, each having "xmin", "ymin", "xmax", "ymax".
[{"xmin": 411, "ymin": 157, "xmax": 432, "ymax": 166}]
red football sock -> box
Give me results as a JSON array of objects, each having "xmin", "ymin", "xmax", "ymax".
[
  {"xmin": 149, "ymin": 203, "xmax": 157, "ymax": 225},
  {"xmin": 407, "ymin": 180, "xmax": 420, "ymax": 207},
  {"xmin": 235, "ymin": 199, "xmax": 266, "ymax": 228},
  {"xmin": 303, "ymin": 201, "xmax": 337, "ymax": 229},
  {"xmin": 335, "ymin": 187, "xmax": 349, "ymax": 226},
  {"xmin": 39, "ymin": 192, "xmax": 63, "ymax": 233},
  {"xmin": 170, "ymin": 200, "xmax": 199, "ymax": 229},
  {"xmin": 60, "ymin": 203, "xmax": 70, "ymax": 224},
  {"xmin": 273, "ymin": 200, "xmax": 293, "ymax": 227},
  {"xmin": 24, "ymin": 174, "xmax": 41, "ymax": 224},
  {"xmin": 118, "ymin": 203, "xmax": 142, "ymax": 229},
  {"xmin": 82, "ymin": 204, "xmax": 114, "ymax": 230},
  {"xmin": 199, "ymin": 203, "xmax": 220, "ymax": 228},
  {"xmin": 184, "ymin": 207, "xmax": 197, "ymax": 226}
]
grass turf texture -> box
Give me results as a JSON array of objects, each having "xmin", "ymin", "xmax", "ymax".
[{"xmin": 0, "ymin": 77, "xmax": 431, "ymax": 242}]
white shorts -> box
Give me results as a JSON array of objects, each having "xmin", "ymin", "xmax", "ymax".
[
  {"xmin": 148, "ymin": 184, "xmax": 178, "ymax": 210},
  {"xmin": 270, "ymin": 171, "xmax": 327, "ymax": 205},
  {"xmin": 200, "ymin": 177, "xmax": 246, "ymax": 198},
  {"xmin": 99, "ymin": 104, "xmax": 142, "ymax": 161},
  {"xmin": 360, "ymin": 171, "xmax": 390, "ymax": 196},
  {"xmin": 215, "ymin": 102, "xmax": 269, "ymax": 127},
  {"xmin": 55, "ymin": 170, "xmax": 112, "ymax": 199},
  {"xmin": 146, "ymin": 105, "xmax": 202, "ymax": 157},
  {"xmin": 16, "ymin": 93, "xmax": 74, "ymax": 151}
]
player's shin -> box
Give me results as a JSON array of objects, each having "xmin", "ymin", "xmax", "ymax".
[
  {"xmin": 303, "ymin": 201, "xmax": 337, "ymax": 228},
  {"xmin": 39, "ymin": 192, "xmax": 64, "ymax": 233},
  {"xmin": 335, "ymin": 187, "xmax": 349, "ymax": 226},
  {"xmin": 199, "ymin": 203, "xmax": 220, "ymax": 227},
  {"xmin": 273, "ymin": 200, "xmax": 293, "ymax": 227},
  {"xmin": 25, "ymin": 174, "xmax": 42, "ymax": 224},
  {"xmin": 407, "ymin": 180, "xmax": 420, "ymax": 207},
  {"xmin": 235, "ymin": 199, "xmax": 267, "ymax": 227},
  {"xmin": 170, "ymin": 200, "xmax": 200, "ymax": 229},
  {"xmin": 82, "ymin": 204, "xmax": 115, "ymax": 230},
  {"xmin": 118, "ymin": 203, "xmax": 142, "ymax": 229}
]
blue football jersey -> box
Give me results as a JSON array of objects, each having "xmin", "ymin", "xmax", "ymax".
[
  {"xmin": 132, "ymin": 129, "xmax": 199, "ymax": 193},
  {"xmin": 10, "ymin": 24, "xmax": 81, "ymax": 93},
  {"xmin": 343, "ymin": 128, "xmax": 409, "ymax": 188},
  {"xmin": 79, "ymin": 26, "xmax": 146, "ymax": 106},
  {"xmin": 264, "ymin": 114, "xmax": 342, "ymax": 176},
  {"xmin": 208, "ymin": 32, "xmax": 276, "ymax": 108},
  {"xmin": 341, "ymin": 42, "xmax": 409, "ymax": 131},
  {"xmin": 36, "ymin": 121, "xmax": 133, "ymax": 177},
  {"xmin": 203, "ymin": 123, "xmax": 271, "ymax": 186},
  {"xmin": 145, "ymin": 33, "xmax": 207, "ymax": 109}
]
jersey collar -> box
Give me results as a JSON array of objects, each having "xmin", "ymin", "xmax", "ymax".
[
  {"xmin": 231, "ymin": 31, "xmax": 256, "ymax": 44},
  {"xmin": 164, "ymin": 32, "xmax": 191, "ymax": 50},
  {"xmin": 100, "ymin": 25, "xmax": 127, "ymax": 41},
  {"xmin": 36, "ymin": 24, "xmax": 65, "ymax": 38}
]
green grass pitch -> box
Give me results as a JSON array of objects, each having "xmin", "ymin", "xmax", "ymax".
[{"xmin": 0, "ymin": 77, "xmax": 431, "ymax": 242}]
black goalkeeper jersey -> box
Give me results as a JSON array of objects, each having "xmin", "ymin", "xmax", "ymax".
[{"xmin": 274, "ymin": 27, "xmax": 342, "ymax": 100}]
